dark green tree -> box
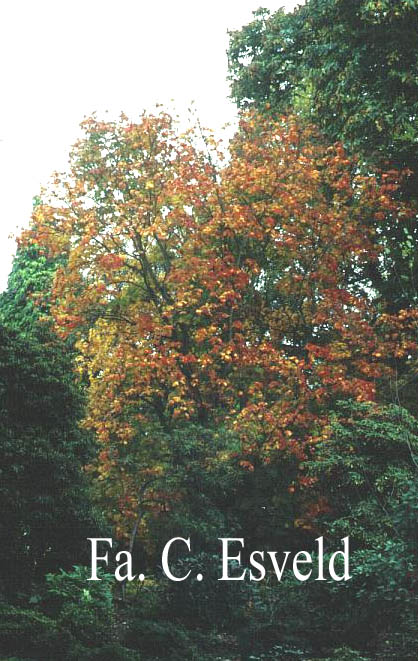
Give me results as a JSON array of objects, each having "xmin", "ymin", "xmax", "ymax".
[
  {"xmin": 0, "ymin": 324, "xmax": 102, "ymax": 596},
  {"xmin": 0, "ymin": 234, "xmax": 103, "ymax": 597},
  {"xmin": 228, "ymin": 0, "xmax": 418, "ymax": 312},
  {"xmin": 301, "ymin": 400, "xmax": 418, "ymax": 655},
  {"xmin": 228, "ymin": 1, "xmax": 418, "ymax": 176},
  {"xmin": 307, "ymin": 400, "xmax": 418, "ymax": 548},
  {"xmin": 233, "ymin": 401, "xmax": 418, "ymax": 658}
]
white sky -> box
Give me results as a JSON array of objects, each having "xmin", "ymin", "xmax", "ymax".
[{"xmin": 0, "ymin": 0, "xmax": 302, "ymax": 291}]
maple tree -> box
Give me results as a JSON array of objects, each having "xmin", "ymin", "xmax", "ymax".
[{"xmin": 21, "ymin": 110, "xmax": 416, "ymax": 542}]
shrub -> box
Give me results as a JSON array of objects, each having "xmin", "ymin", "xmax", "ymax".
[
  {"xmin": 165, "ymin": 552, "xmax": 250, "ymax": 630},
  {"xmin": 0, "ymin": 604, "xmax": 74, "ymax": 659},
  {"xmin": 44, "ymin": 565, "xmax": 114, "ymax": 646},
  {"xmin": 73, "ymin": 642, "xmax": 142, "ymax": 660},
  {"xmin": 126, "ymin": 619, "xmax": 197, "ymax": 659}
]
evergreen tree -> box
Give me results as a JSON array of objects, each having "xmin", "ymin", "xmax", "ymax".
[
  {"xmin": 0, "ymin": 323, "xmax": 101, "ymax": 595},
  {"xmin": 0, "ymin": 240, "xmax": 102, "ymax": 597}
]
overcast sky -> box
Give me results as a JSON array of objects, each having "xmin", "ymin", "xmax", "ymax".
[{"xmin": 0, "ymin": 0, "xmax": 302, "ymax": 291}]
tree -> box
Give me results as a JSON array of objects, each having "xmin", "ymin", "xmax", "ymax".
[
  {"xmin": 0, "ymin": 244, "xmax": 56, "ymax": 335},
  {"xmin": 306, "ymin": 399, "xmax": 418, "ymax": 547},
  {"xmin": 20, "ymin": 109, "xmax": 415, "ymax": 541},
  {"xmin": 228, "ymin": 1, "xmax": 418, "ymax": 177},
  {"xmin": 228, "ymin": 0, "xmax": 418, "ymax": 313},
  {"xmin": 0, "ymin": 323, "xmax": 103, "ymax": 595},
  {"xmin": 298, "ymin": 400, "xmax": 418, "ymax": 654},
  {"xmin": 0, "ymin": 235, "xmax": 104, "ymax": 596}
]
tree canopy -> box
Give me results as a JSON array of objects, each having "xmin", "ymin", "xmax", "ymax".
[
  {"xmin": 228, "ymin": 0, "xmax": 418, "ymax": 177},
  {"xmin": 228, "ymin": 0, "xmax": 418, "ymax": 314}
]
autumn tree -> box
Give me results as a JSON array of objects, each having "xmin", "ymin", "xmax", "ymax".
[{"xmin": 21, "ymin": 110, "xmax": 416, "ymax": 543}]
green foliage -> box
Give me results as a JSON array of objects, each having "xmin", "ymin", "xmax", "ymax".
[
  {"xmin": 233, "ymin": 542, "xmax": 417, "ymax": 657},
  {"xmin": 228, "ymin": 8, "xmax": 306, "ymax": 114},
  {"xmin": 228, "ymin": 0, "xmax": 418, "ymax": 173},
  {"xmin": 0, "ymin": 325, "xmax": 102, "ymax": 594},
  {"xmin": 245, "ymin": 644, "xmax": 315, "ymax": 660},
  {"xmin": 125, "ymin": 619, "xmax": 197, "ymax": 659},
  {"xmin": 296, "ymin": 401, "xmax": 418, "ymax": 654},
  {"xmin": 0, "ymin": 602, "xmax": 141, "ymax": 661},
  {"xmin": 44, "ymin": 565, "xmax": 114, "ymax": 646},
  {"xmin": 0, "ymin": 225, "xmax": 105, "ymax": 598},
  {"xmin": 0, "ymin": 604, "xmax": 74, "ymax": 660},
  {"xmin": 0, "ymin": 245, "xmax": 57, "ymax": 335},
  {"xmin": 74, "ymin": 643, "xmax": 141, "ymax": 660},
  {"xmin": 309, "ymin": 650, "xmax": 372, "ymax": 661},
  {"xmin": 306, "ymin": 400, "xmax": 418, "ymax": 547},
  {"xmin": 145, "ymin": 424, "xmax": 301, "ymax": 566},
  {"xmin": 226, "ymin": 401, "xmax": 418, "ymax": 658},
  {"xmin": 45, "ymin": 564, "xmax": 113, "ymax": 609},
  {"xmin": 228, "ymin": 0, "xmax": 418, "ymax": 313},
  {"xmin": 165, "ymin": 552, "xmax": 249, "ymax": 630}
]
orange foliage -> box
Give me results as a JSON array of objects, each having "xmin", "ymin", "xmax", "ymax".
[{"xmin": 21, "ymin": 110, "xmax": 417, "ymax": 536}]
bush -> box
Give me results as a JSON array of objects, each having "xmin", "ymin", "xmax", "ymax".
[
  {"xmin": 311, "ymin": 649, "xmax": 372, "ymax": 661},
  {"xmin": 165, "ymin": 552, "xmax": 250, "ymax": 630},
  {"xmin": 126, "ymin": 619, "xmax": 197, "ymax": 659},
  {"xmin": 73, "ymin": 642, "xmax": 141, "ymax": 660},
  {"xmin": 126, "ymin": 580, "xmax": 166, "ymax": 620},
  {"xmin": 0, "ymin": 604, "xmax": 74, "ymax": 659},
  {"xmin": 44, "ymin": 565, "xmax": 114, "ymax": 646}
]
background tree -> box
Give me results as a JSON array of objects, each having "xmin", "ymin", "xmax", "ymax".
[
  {"xmin": 0, "ymin": 220, "xmax": 103, "ymax": 597},
  {"xmin": 228, "ymin": 0, "xmax": 418, "ymax": 179},
  {"xmin": 300, "ymin": 400, "xmax": 418, "ymax": 655},
  {"xmin": 0, "ymin": 245, "xmax": 55, "ymax": 335},
  {"xmin": 228, "ymin": 0, "xmax": 418, "ymax": 417},
  {"xmin": 228, "ymin": 0, "xmax": 418, "ymax": 313},
  {"xmin": 0, "ymin": 324, "xmax": 101, "ymax": 596}
]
